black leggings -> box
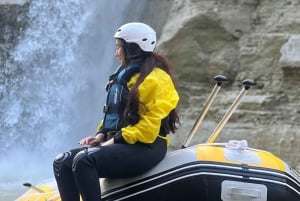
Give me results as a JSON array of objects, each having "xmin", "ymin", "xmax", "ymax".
[{"xmin": 53, "ymin": 137, "xmax": 167, "ymax": 201}]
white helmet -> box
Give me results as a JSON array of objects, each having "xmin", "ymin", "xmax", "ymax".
[{"xmin": 114, "ymin": 22, "xmax": 156, "ymax": 52}]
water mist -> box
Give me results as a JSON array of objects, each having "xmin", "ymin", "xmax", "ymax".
[{"xmin": 0, "ymin": 0, "xmax": 130, "ymax": 199}]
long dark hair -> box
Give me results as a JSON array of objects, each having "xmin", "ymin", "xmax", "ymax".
[{"xmin": 122, "ymin": 41, "xmax": 180, "ymax": 133}]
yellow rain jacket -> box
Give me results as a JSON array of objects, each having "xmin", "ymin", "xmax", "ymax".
[{"xmin": 97, "ymin": 67, "xmax": 179, "ymax": 144}]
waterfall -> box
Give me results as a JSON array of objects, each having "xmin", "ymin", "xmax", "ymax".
[{"xmin": 0, "ymin": 0, "xmax": 131, "ymax": 199}]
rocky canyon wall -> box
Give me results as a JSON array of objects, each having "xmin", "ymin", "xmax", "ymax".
[{"xmin": 156, "ymin": 0, "xmax": 300, "ymax": 170}]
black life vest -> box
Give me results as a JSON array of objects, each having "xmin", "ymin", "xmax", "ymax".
[
  {"xmin": 101, "ymin": 63, "xmax": 172, "ymax": 136},
  {"xmin": 101, "ymin": 63, "xmax": 140, "ymax": 133}
]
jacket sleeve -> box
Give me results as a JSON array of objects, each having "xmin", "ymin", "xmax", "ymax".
[
  {"xmin": 120, "ymin": 68, "xmax": 179, "ymax": 144},
  {"xmin": 96, "ymin": 120, "xmax": 103, "ymax": 133}
]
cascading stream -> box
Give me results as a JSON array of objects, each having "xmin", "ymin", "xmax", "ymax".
[{"xmin": 0, "ymin": 0, "xmax": 131, "ymax": 199}]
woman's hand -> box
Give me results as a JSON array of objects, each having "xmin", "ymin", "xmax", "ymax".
[
  {"xmin": 101, "ymin": 138, "xmax": 114, "ymax": 146},
  {"xmin": 78, "ymin": 133, "xmax": 105, "ymax": 146}
]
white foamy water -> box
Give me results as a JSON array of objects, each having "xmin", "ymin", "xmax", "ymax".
[{"xmin": 0, "ymin": 0, "xmax": 130, "ymax": 200}]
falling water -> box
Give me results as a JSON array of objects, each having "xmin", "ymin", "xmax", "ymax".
[{"xmin": 0, "ymin": 0, "xmax": 131, "ymax": 200}]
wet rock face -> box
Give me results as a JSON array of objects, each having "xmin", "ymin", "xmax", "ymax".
[
  {"xmin": 157, "ymin": 0, "xmax": 300, "ymax": 170},
  {"xmin": 0, "ymin": 1, "xmax": 29, "ymax": 61},
  {"xmin": 0, "ymin": 1, "xmax": 29, "ymax": 43},
  {"xmin": 0, "ymin": 1, "xmax": 30, "ymax": 104}
]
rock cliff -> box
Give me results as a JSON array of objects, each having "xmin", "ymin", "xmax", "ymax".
[{"xmin": 155, "ymin": 0, "xmax": 300, "ymax": 170}]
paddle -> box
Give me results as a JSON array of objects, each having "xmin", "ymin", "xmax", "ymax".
[
  {"xmin": 23, "ymin": 182, "xmax": 45, "ymax": 193},
  {"xmin": 181, "ymin": 75, "xmax": 228, "ymax": 148},
  {"xmin": 206, "ymin": 79, "xmax": 256, "ymax": 143}
]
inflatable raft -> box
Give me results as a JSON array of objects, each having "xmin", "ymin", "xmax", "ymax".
[
  {"xmin": 15, "ymin": 76, "xmax": 300, "ymax": 201},
  {"xmin": 15, "ymin": 142, "xmax": 300, "ymax": 201},
  {"xmin": 99, "ymin": 141, "xmax": 300, "ymax": 201}
]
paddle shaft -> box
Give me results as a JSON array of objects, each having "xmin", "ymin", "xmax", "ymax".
[
  {"xmin": 181, "ymin": 75, "xmax": 227, "ymax": 148},
  {"xmin": 206, "ymin": 79, "xmax": 256, "ymax": 143}
]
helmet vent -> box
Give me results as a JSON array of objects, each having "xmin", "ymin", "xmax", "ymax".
[
  {"xmin": 151, "ymin": 41, "xmax": 155, "ymax": 45},
  {"xmin": 142, "ymin": 38, "xmax": 148, "ymax": 41},
  {"xmin": 117, "ymin": 29, "xmax": 121, "ymax": 32}
]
